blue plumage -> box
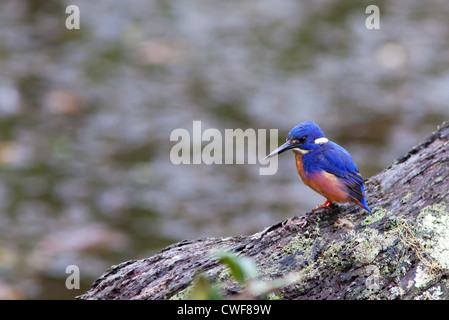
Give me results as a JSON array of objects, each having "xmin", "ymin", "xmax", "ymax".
[{"xmin": 265, "ymin": 121, "xmax": 372, "ymax": 213}]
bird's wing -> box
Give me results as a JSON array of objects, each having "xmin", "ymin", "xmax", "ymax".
[{"xmin": 314, "ymin": 142, "xmax": 366, "ymax": 203}]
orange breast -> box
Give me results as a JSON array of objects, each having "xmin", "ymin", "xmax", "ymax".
[
  {"xmin": 294, "ymin": 151, "xmax": 351, "ymax": 204},
  {"xmin": 294, "ymin": 151, "xmax": 307, "ymax": 180}
]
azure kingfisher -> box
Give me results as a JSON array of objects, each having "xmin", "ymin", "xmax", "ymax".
[{"xmin": 265, "ymin": 121, "xmax": 372, "ymax": 213}]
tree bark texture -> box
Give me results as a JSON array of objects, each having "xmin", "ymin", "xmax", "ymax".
[{"xmin": 79, "ymin": 121, "xmax": 449, "ymax": 300}]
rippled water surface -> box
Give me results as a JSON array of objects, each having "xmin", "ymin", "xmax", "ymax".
[{"xmin": 1, "ymin": 0, "xmax": 448, "ymax": 299}]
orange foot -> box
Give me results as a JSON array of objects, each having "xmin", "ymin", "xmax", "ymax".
[{"xmin": 312, "ymin": 200, "xmax": 333, "ymax": 211}]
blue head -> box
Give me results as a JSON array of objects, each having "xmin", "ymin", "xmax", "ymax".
[{"xmin": 265, "ymin": 122, "xmax": 328, "ymax": 159}]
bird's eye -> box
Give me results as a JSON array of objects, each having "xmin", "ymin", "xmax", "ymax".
[{"xmin": 299, "ymin": 135, "xmax": 307, "ymax": 142}]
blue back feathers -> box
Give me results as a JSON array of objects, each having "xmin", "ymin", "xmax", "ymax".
[{"xmin": 304, "ymin": 141, "xmax": 366, "ymax": 205}]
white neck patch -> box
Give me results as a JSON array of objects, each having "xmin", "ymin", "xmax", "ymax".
[
  {"xmin": 292, "ymin": 148, "xmax": 310, "ymax": 155},
  {"xmin": 314, "ymin": 137, "xmax": 329, "ymax": 145}
]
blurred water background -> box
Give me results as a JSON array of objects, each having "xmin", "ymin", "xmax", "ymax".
[{"xmin": 0, "ymin": 0, "xmax": 448, "ymax": 299}]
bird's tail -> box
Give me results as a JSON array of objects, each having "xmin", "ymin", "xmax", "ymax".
[{"xmin": 359, "ymin": 197, "xmax": 372, "ymax": 213}]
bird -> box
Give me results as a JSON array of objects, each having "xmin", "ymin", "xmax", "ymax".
[{"xmin": 265, "ymin": 121, "xmax": 372, "ymax": 213}]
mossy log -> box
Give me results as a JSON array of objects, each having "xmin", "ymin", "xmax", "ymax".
[{"xmin": 79, "ymin": 121, "xmax": 449, "ymax": 300}]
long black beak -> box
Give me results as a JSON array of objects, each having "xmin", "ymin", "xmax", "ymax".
[{"xmin": 264, "ymin": 141, "xmax": 296, "ymax": 160}]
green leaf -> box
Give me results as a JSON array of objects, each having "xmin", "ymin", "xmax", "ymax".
[
  {"xmin": 213, "ymin": 250, "xmax": 258, "ymax": 285},
  {"xmin": 187, "ymin": 273, "xmax": 223, "ymax": 300}
]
